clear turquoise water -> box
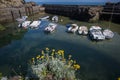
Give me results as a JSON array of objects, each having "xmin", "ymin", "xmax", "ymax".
[{"xmin": 0, "ymin": 20, "xmax": 120, "ymax": 80}]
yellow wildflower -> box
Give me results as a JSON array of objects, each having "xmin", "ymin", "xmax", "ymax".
[
  {"xmin": 46, "ymin": 47, "xmax": 49, "ymax": 51},
  {"xmin": 32, "ymin": 58, "xmax": 34, "ymax": 60},
  {"xmin": 36, "ymin": 55, "xmax": 40, "ymax": 59},
  {"xmin": 73, "ymin": 64, "xmax": 80, "ymax": 70},
  {"xmin": 31, "ymin": 58, "xmax": 35, "ymax": 63},
  {"xmin": 118, "ymin": 77, "xmax": 120, "ymax": 80},
  {"xmin": 57, "ymin": 50, "xmax": 63, "ymax": 53},
  {"xmin": 41, "ymin": 56, "xmax": 44, "ymax": 59},
  {"xmin": 58, "ymin": 53, "xmax": 61, "ymax": 55},
  {"xmin": 57, "ymin": 50, "xmax": 61, "ymax": 55},
  {"xmin": 57, "ymin": 50, "xmax": 64, "ymax": 56}
]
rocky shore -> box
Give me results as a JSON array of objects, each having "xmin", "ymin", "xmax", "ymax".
[{"xmin": 0, "ymin": 0, "xmax": 45, "ymax": 23}]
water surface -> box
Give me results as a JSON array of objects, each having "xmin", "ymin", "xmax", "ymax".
[{"xmin": 0, "ymin": 15, "xmax": 120, "ymax": 80}]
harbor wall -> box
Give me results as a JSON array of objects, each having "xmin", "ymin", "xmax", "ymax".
[
  {"xmin": 43, "ymin": 4, "xmax": 103, "ymax": 22},
  {"xmin": 100, "ymin": 2, "xmax": 120, "ymax": 23},
  {"xmin": 43, "ymin": 2, "xmax": 120, "ymax": 23}
]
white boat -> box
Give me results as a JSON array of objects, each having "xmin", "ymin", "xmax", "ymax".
[
  {"xmin": 16, "ymin": 16, "xmax": 28, "ymax": 22},
  {"xmin": 67, "ymin": 24, "xmax": 79, "ymax": 33},
  {"xmin": 78, "ymin": 26, "xmax": 88, "ymax": 35},
  {"xmin": 89, "ymin": 26, "xmax": 105, "ymax": 40},
  {"xmin": 30, "ymin": 21, "xmax": 41, "ymax": 28},
  {"xmin": 103, "ymin": 29, "xmax": 114, "ymax": 39},
  {"xmin": 44, "ymin": 23, "xmax": 57, "ymax": 33},
  {"xmin": 40, "ymin": 16, "xmax": 50, "ymax": 20},
  {"xmin": 18, "ymin": 21, "xmax": 31, "ymax": 28},
  {"xmin": 89, "ymin": 26, "xmax": 102, "ymax": 31},
  {"xmin": 52, "ymin": 16, "xmax": 58, "ymax": 22}
]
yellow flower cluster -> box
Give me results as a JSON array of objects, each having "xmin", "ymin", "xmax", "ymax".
[
  {"xmin": 118, "ymin": 77, "xmax": 120, "ymax": 80},
  {"xmin": 36, "ymin": 55, "xmax": 40, "ymax": 59},
  {"xmin": 41, "ymin": 56, "xmax": 44, "ymax": 59},
  {"xmin": 57, "ymin": 50, "xmax": 64, "ymax": 59},
  {"xmin": 31, "ymin": 47, "xmax": 80, "ymax": 71},
  {"xmin": 46, "ymin": 47, "xmax": 49, "ymax": 51},
  {"xmin": 73, "ymin": 64, "xmax": 80, "ymax": 70},
  {"xmin": 31, "ymin": 58, "xmax": 35, "ymax": 63},
  {"xmin": 57, "ymin": 50, "xmax": 64, "ymax": 55}
]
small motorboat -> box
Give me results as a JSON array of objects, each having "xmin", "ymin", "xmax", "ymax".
[
  {"xmin": 30, "ymin": 21, "xmax": 41, "ymax": 28},
  {"xmin": 44, "ymin": 23, "xmax": 57, "ymax": 33},
  {"xmin": 89, "ymin": 26, "xmax": 102, "ymax": 31},
  {"xmin": 52, "ymin": 16, "xmax": 58, "ymax": 22},
  {"xmin": 67, "ymin": 24, "xmax": 79, "ymax": 33},
  {"xmin": 103, "ymin": 29, "xmax": 114, "ymax": 39},
  {"xmin": 16, "ymin": 16, "xmax": 28, "ymax": 22},
  {"xmin": 18, "ymin": 21, "xmax": 31, "ymax": 28},
  {"xmin": 89, "ymin": 26, "xmax": 105, "ymax": 41},
  {"xmin": 78, "ymin": 26, "xmax": 88, "ymax": 35},
  {"xmin": 39, "ymin": 16, "xmax": 50, "ymax": 20}
]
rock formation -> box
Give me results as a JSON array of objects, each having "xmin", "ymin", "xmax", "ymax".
[
  {"xmin": 0, "ymin": 0, "xmax": 24, "ymax": 8},
  {"xmin": 0, "ymin": 0, "xmax": 45, "ymax": 23},
  {"xmin": 88, "ymin": 7, "xmax": 103, "ymax": 22}
]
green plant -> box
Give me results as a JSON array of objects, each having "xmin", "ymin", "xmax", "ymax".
[{"xmin": 29, "ymin": 48, "xmax": 80, "ymax": 80}]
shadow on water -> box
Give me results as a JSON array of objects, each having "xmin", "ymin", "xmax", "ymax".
[{"xmin": 0, "ymin": 23, "xmax": 27, "ymax": 48}]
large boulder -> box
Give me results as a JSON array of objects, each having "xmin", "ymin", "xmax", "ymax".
[
  {"xmin": 88, "ymin": 7, "xmax": 103, "ymax": 22},
  {"xmin": 0, "ymin": 0, "xmax": 24, "ymax": 8}
]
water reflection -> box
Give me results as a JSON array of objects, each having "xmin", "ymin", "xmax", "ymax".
[
  {"xmin": 0, "ymin": 17, "xmax": 120, "ymax": 80},
  {"xmin": 0, "ymin": 22, "xmax": 27, "ymax": 48}
]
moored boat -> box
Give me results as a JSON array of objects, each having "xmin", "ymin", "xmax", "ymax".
[
  {"xmin": 40, "ymin": 16, "xmax": 50, "ymax": 20},
  {"xmin": 103, "ymin": 29, "xmax": 114, "ymax": 39},
  {"xmin": 18, "ymin": 21, "xmax": 31, "ymax": 29},
  {"xmin": 52, "ymin": 16, "xmax": 58, "ymax": 22},
  {"xmin": 78, "ymin": 26, "xmax": 88, "ymax": 35},
  {"xmin": 89, "ymin": 26, "xmax": 105, "ymax": 41},
  {"xmin": 67, "ymin": 24, "xmax": 78, "ymax": 33},
  {"xmin": 16, "ymin": 16, "xmax": 28, "ymax": 22},
  {"xmin": 30, "ymin": 21, "xmax": 41, "ymax": 28},
  {"xmin": 44, "ymin": 23, "xmax": 57, "ymax": 33}
]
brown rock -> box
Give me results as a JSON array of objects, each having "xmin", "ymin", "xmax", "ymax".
[{"xmin": 88, "ymin": 7, "xmax": 103, "ymax": 22}]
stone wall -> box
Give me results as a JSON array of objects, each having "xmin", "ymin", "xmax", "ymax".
[
  {"xmin": 100, "ymin": 2, "xmax": 120, "ymax": 23},
  {"xmin": 0, "ymin": 7, "xmax": 26, "ymax": 22},
  {"xmin": 43, "ymin": 4, "xmax": 103, "ymax": 22}
]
